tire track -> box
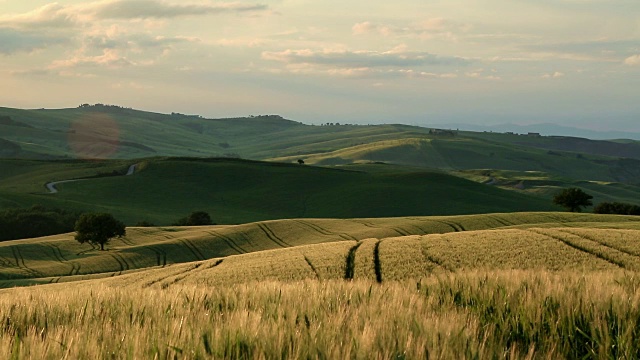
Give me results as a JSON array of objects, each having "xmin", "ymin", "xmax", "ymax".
[
  {"xmin": 50, "ymin": 244, "xmax": 68, "ymax": 262},
  {"xmin": 147, "ymin": 246, "xmax": 167, "ymax": 266},
  {"xmin": 528, "ymin": 229, "xmax": 627, "ymax": 269},
  {"xmin": 373, "ymin": 240, "xmax": 383, "ymax": 283},
  {"xmin": 303, "ymin": 256, "xmax": 320, "ymax": 280},
  {"xmin": 69, "ymin": 262, "xmax": 81, "ymax": 275},
  {"xmin": 179, "ymin": 239, "xmax": 206, "ymax": 261},
  {"xmin": 160, "ymin": 262, "xmax": 208, "ymax": 289},
  {"xmin": 76, "ymin": 243, "xmax": 98, "ymax": 255},
  {"xmin": 257, "ymin": 223, "xmax": 289, "ymax": 247},
  {"xmin": 48, "ymin": 244, "xmax": 65, "ymax": 263},
  {"xmin": 297, "ymin": 220, "xmax": 357, "ymax": 240},
  {"xmin": 490, "ymin": 215, "xmax": 512, "ymax": 227},
  {"xmin": 109, "ymin": 253, "xmax": 130, "ymax": 271},
  {"xmin": 207, "ymin": 231, "xmax": 247, "ymax": 254},
  {"xmin": 11, "ymin": 247, "xmax": 41, "ymax": 277},
  {"xmin": 344, "ymin": 241, "xmax": 363, "ymax": 280},
  {"xmin": 437, "ymin": 221, "xmax": 463, "ymax": 232},
  {"xmin": 558, "ymin": 229, "xmax": 640, "ymax": 258},
  {"xmin": 119, "ymin": 236, "xmax": 135, "ymax": 246}
]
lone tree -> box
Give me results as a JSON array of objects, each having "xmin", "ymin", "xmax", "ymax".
[
  {"xmin": 553, "ymin": 187, "xmax": 593, "ymax": 212},
  {"xmin": 173, "ymin": 211, "xmax": 213, "ymax": 226},
  {"xmin": 297, "ymin": 159, "xmax": 305, "ymax": 165},
  {"xmin": 74, "ymin": 213, "xmax": 126, "ymax": 250}
]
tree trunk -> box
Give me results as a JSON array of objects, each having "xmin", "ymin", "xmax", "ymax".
[{"xmin": 101, "ymin": 243, "xmax": 104, "ymax": 251}]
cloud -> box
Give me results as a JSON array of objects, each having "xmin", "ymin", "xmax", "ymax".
[
  {"xmin": 352, "ymin": 18, "xmax": 470, "ymax": 40},
  {"xmin": 624, "ymin": 55, "xmax": 640, "ymax": 66},
  {"xmin": 262, "ymin": 47, "xmax": 471, "ymax": 68},
  {"xmin": 50, "ymin": 49, "xmax": 134, "ymax": 69},
  {"xmin": 0, "ymin": 28, "xmax": 68, "ymax": 54},
  {"xmin": 0, "ymin": 3, "xmax": 77, "ymax": 29},
  {"xmin": 542, "ymin": 71, "xmax": 565, "ymax": 79},
  {"xmin": 0, "ymin": 1, "xmax": 269, "ymax": 29},
  {"xmin": 84, "ymin": 0, "xmax": 268, "ymax": 20}
]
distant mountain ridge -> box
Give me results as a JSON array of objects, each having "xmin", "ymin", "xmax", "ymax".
[{"xmin": 424, "ymin": 122, "xmax": 640, "ymax": 141}]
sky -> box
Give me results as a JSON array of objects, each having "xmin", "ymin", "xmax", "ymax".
[{"xmin": 0, "ymin": 0, "xmax": 638, "ymax": 130}]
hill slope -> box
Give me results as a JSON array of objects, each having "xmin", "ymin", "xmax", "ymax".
[
  {"xmin": 0, "ymin": 158, "xmax": 557, "ymax": 225},
  {"xmin": 1, "ymin": 212, "xmax": 639, "ymax": 288}
]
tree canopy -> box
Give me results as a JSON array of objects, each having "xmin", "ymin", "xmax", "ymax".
[
  {"xmin": 173, "ymin": 211, "xmax": 213, "ymax": 226},
  {"xmin": 552, "ymin": 188, "xmax": 593, "ymax": 212},
  {"xmin": 74, "ymin": 213, "xmax": 126, "ymax": 250}
]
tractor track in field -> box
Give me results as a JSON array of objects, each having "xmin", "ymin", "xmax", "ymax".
[
  {"xmin": 76, "ymin": 243, "xmax": 98, "ymax": 255},
  {"xmin": 48, "ymin": 244, "xmax": 67, "ymax": 263},
  {"xmin": 147, "ymin": 246, "xmax": 167, "ymax": 266},
  {"xmin": 557, "ymin": 229, "xmax": 640, "ymax": 258},
  {"xmin": 257, "ymin": 223, "xmax": 290, "ymax": 248},
  {"xmin": 528, "ymin": 229, "xmax": 630, "ymax": 269},
  {"xmin": 490, "ymin": 215, "xmax": 513, "ymax": 227},
  {"xmin": 344, "ymin": 241, "xmax": 363, "ymax": 280},
  {"xmin": 420, "ymin": 245, "xmax": 453, "ymax": 272},
  {"xmin": 295, "ymin": 220, "xmax": 357, "ymax": 240},
  {"xmin": 11, "ymin": 247, "xmax": 41, "ymax": 278},
  {"xmin": 119, "ymin": 236, "xmax": 135, "ymax": 246},
  {"xmin": 352, "ymin": 219, "xmax": 409, "ymax": 237},
  {"xmin": 159, "ymin": 261, "xmax": 224, "ymax": 289},
  {"xmin": 109, "ymin": 253, "xmax": 130, "ymax": 271},
  {"xmin": 207, "ymin": 231, "xmax": 247, "ymax": 254},
  {"xmin": 179, "ymin": 239, "xmax": 206, "ymax": 261},
  {"xmin": 303, "ymin": 256, "xmax": 320, "ymax": 280},
  {"xmin": 373, "ymin": 240, "xmax": 383, "ymax": 283},
  {"xmin": 69, "ymin": 262, "xmax": 81, "ymax": 276},
  {"xmin": 437, "ymin": 221, "xmax": 465, "ymax": 232}
]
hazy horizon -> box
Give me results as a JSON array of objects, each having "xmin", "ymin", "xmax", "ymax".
[{"xmin": 1, "ymin": 0, "xmax": 638, "ymax": 130}]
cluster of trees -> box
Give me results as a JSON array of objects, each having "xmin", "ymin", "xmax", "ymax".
[
  {"xmin": 593, "ymin": 202, "xmax": 640, "ymax": 215},
  {"xmin": 553, "ymin": 187, "xmax": 640, "ymax": 215},
  {"xmin": 0, "ymin": 206, "xmax": 79, "ymax": 242}
]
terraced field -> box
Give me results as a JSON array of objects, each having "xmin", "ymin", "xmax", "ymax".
[{"xmin": 2, "ymin": 212, "xmax": 639, "ymax": 288}]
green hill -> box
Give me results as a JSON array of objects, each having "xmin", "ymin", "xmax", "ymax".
[{"xmin": 0, "ymin": 157, "xmax": 558, "ymax": 225}]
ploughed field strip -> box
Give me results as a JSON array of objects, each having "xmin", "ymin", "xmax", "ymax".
[{"xmin": 1, "ymin": 212, "xmax": 640, "ymax": 288}]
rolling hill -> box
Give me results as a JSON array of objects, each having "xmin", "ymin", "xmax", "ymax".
[
  {"xmin": 1, "ymin": 212, "xmax": 639, "ymax": 288},
  {"xmin": 0, "ymin": 157, "xmax": 558, "ymax": 225}
]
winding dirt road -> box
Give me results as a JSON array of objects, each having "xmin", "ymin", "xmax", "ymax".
[{"xmin": 46, "ymin": 164, "xmax": 137, "ymax": 194}]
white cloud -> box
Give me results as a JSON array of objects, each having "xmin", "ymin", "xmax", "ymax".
[
  {"xmin": 262, "ymin": 47, "xmax": 470, "ymax": 68},
  {"xmin": 352, "ymin": 18, "xmax": 470, "ymax": 40},
  {"xmin": 624, "ymin": 54, "xmax": 640, "ymax": 66},
  {"xmin": 542, "ymin": 71, "xmax": 565, "ymax": 78},
  {"xmin": 84, "ymin": 0, "xmax": 269, "ymax": 20}
]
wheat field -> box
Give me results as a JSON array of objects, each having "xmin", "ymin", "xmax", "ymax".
[{"xmin": 3, "ymin": 212, "xmax": 640, "ymax": 358}]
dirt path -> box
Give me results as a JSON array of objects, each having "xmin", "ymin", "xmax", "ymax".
[{"xmin": 46, "ymin": 164, "xmax": 138, "ymax": 194}]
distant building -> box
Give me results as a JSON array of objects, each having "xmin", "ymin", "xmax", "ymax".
[{"xmin": 527, "ymin": 132, "xmax": 541, "ymax": 137}]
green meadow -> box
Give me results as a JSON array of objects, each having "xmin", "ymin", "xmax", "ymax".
[{"xmin": 0, "ymin": 157, "xmax": 557, "ymax": 225}]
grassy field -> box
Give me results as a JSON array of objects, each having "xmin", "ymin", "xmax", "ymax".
[
  {"xmin": 2, "ymin": 272, "xmax": 640, "ymax": 359},
  {"xmin": 0, "ymin": 157, "xmax": 557, "ymax": 225},
  {"xmin": 2, "ymin": 212, "xmax": 640, "ymax": 358}
]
